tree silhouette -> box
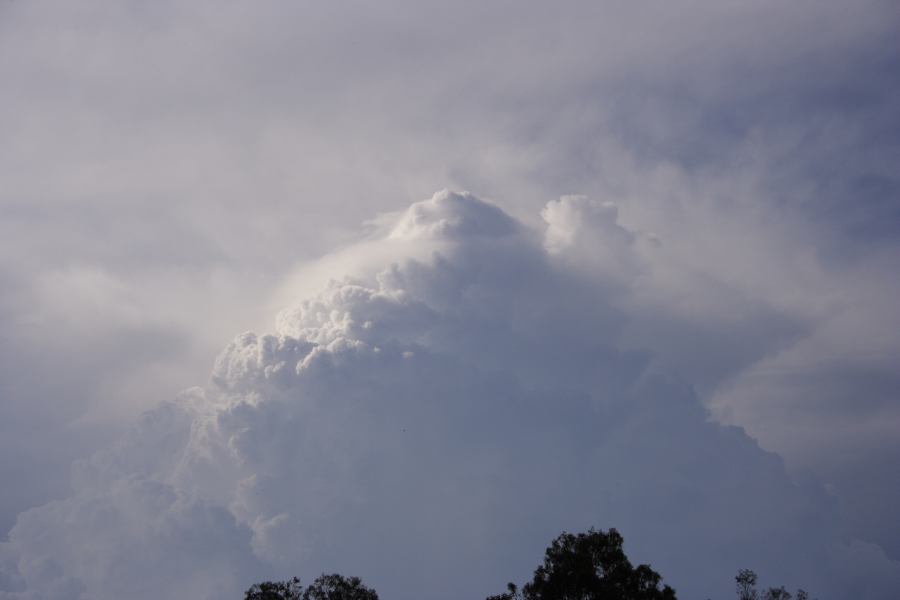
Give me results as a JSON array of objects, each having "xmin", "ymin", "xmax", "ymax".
[
  {"xmin": 735, "ymin": 569, "xmax": 812, "ymax": 600},
  {"xmin": 736, "ymin": 569, "xmax": 758, "ymax": 600},
  {"xmin": 244, "ymin": 574, "xmax": 377, "ymax": 600},
  {"xmin": 487, "ymin": 528, "xmax": 676, "ymax": 600},
  {"xmin": 763, "ymin": 587, "xmax": 791, "ymax": 600},
  {"xmin": 302, "ymin": 574, "xmax": 379, "ymax": 600},
  {"xmin": 245, "ymin": 577, "xmax": 302, "ymax": 600},
  {"xmin": 242, "ymin": 538, "xmax": 818, "ymax": 600}
]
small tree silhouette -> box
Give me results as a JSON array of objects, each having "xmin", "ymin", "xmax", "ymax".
[
  {"xmin": 487, "ymin": 528, "xmax": 676, "ymax": 600},
  {"xmin": 303, "ymin": 574, "xmax": 379, "ymax": 600},
  {"xmin": 736, "ymin": 569, "xmax": 758, "ymax": 600},
  {"xmin": 244, "ymin": 574, "xmax": 377, "ymax": 600},
  {"xmin": 763, "ymin": 587, "xmax": 791, "ymax": 600},
  {"xmin": 245, "ymin": 577, "xmax": 302, "ymax": 600},
  {"xmin": 735, "ymin": 569, "xmax": 812, "ymax": 600}
]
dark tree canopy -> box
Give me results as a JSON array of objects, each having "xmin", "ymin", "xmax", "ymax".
[
  {"xmin": 245, "ymin": 576, "xmax": 302, "ymax": 600},
  {"xmin": 245, "ymin": 533, "xmax": 822, "ymax": 600},
  {"xmin": 487, "ymin": 528, "xmax": 677, "ymax": 600},
  {"xmin": 302, "ymin": 574, "xmax": 379, "ymax": 600},
  {"xmin": 245, "ymin": 574, "xmax": 378, "ymax": 600}
]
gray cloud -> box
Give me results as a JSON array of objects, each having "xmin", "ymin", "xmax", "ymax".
[
  {"xmin": 2, "ymin": 192, "xmax": 898, "ymax": 600},
  {"xmin": 1, "ymin": 1, "xmax": 898, "ymax": 597}
]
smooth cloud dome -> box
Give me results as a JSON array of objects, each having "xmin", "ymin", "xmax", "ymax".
[
  {"xmin": 388, "ymin": 189, "xmax": 519, "ymax": 241},
  {"xmin": 1, "ymin": 191, "xmax": 898, "ymax": 600}
]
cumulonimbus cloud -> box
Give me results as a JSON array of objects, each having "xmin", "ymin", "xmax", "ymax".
[{"xmin": 1, "ymin": 190, "xmax": 898, "ymax": 600}]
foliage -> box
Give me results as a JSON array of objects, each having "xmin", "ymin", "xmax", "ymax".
[
  {"xmin": 245, "ymin": 577, "xmax": 302, "ymax": 600},
  {"xmin": 487, "ymin": 528, "xmax": 677, "ymax": 600},
  {"xmin": 763, "ymin": 587, "xmax": 791, "ymax": 600},
  {"xmin": 735, "ymin": 569, "xmax": 813, "ymax": 600},
  {"xmin": 241, "ymin": 537, "xmax": 817, "ymax": 600},
  {"xmin": 302, "ymin": 574, "xmax": 379, "ymax": 600},
  {"xmin": 736, "ymin": 570, "xmax": 758, "ymax": 600},
  {"xmin": 244, "ymin": 574, "xmax": 378, "ymax": 600}
]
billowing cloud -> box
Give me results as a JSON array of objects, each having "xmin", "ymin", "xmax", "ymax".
[
  {"xmin": 1, "ymin": 1, "xmax": 899, "ymax": 598},
  {"xmin": 2, "ymin": 191, "xmax": 897, "ymax": 600}
]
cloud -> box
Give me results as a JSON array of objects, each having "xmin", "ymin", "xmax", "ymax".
[
  {"xmin": 2, "ymin": 191, "xmax": 898, "ymax": 600},
  {"xmin": 0, "ymin": 393, "xmax": 264, "ymax": 600},
  {"xmin": 542, "ymin": 195, "xmax": 635, "ymax": 253},
  {"xmin": 388, "ymin": 189, "xmax": 519, "ymax": 241},
  {"xmin": 1, "ymin": 2, "xmax": 898, "ymax": 598}
]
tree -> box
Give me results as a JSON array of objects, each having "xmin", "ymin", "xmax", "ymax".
[
  {"xmin": 763, "ymin": 587, "xmax": 791, "ymax": 600},
  {"xmin": 302, "ymin": 574, "xmax": 379, "ymax": 600},
  {"xmin": 244, "ymin": 574, "xmax": 377, "ymax": 600},
  {"xmin": 735, "ymin": 570, "xmax": 812, "ymax": 600},
  {"xmin": 487, "ymin": 528, "xmax": 677, "ymax": 600},
  {"xmin": 245, "ymin": 577, "xmax": 302, "ymax": 600},
  {"xmin": 736, "ymin": 569, "xmax": 758, "ymax": 600}
]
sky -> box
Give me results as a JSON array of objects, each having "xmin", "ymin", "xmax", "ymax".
[{"xmin": 1, "ymin": 1, "xmax": 899, "ymax": 599}]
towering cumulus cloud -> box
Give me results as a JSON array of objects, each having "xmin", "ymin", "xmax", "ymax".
[{"xmin": 2, "ymin": 191, "xmax": 898, "ymax": 600}]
